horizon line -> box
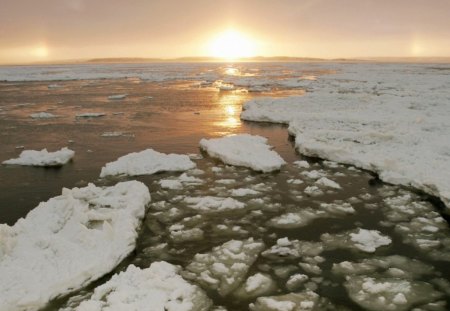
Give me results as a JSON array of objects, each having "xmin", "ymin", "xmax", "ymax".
[{"xmin": 1, "ymin": 55, "xmax": 450, "ymax": 66}]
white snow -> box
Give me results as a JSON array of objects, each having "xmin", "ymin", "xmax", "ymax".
[
  {"xmin": 240, "ymin": 63, "xmax": 450, "ymax": 209},
  {"xmin": 200, "ymin": 134, "xmax": 286, "ymax": 172},
  {"xmin": 100, "ymin": 149, "xmax": 196, "ymax": 177},
  {"xmin": 30, "ymin": 112, "xmax": 58, "ymax": 119},
  {"xmin": 69, "ymin": 262, "xmax": 211, "ymax": 311},
  {"xmin": 0, "ymin": 181, "xmax": 150, "ymax": 311},
  {"xmin": 2, "ymin": 147, "xmax": 74, "ymax": 166}
]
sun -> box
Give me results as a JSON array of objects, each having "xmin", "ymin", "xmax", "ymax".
[{"xmin": 207, "ymin": 29, "xmax": 256, "ymax": 60}]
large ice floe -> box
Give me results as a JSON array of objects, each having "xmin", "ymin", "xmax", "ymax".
[
  {"xmin": 199, "ymin": 134, "xmax": 286, "ymax": 172},
  {"xmin": 241, "ymin": 64, "xmax": 450, "ymax": 208},
  {"xmin": 0, "ymin": 181, "xmax": 150, "ymax": 311},
  {"xmin": 2, "ymin": 147, "xmax": 74, "ymax": 166},
  {"xmin": 100, "ymin": 148, "xmax": 196, "ymax": 177},
  {"xmin": 65, "ymin": 262, "xmax": 211, "ymax": 311}
]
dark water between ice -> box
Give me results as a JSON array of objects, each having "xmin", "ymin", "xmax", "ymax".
[{"xmin": 0, "ymin": 77, "xmax": 449, "ymax": 310}]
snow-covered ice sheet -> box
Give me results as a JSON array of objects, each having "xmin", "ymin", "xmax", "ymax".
[
  {"xmin": 100, "ymin": 148, "xmax": 196, "ymax": 177},
  {"xmin": 66, "ymin": 262, "xmax": 211, "ymax": 311},
  {"xmin": 241, "ymin": 63, "xmax": 450, "ymax": 208},
  {"xmin": 2, "ymin": 147, "xmax": 74, "ymax": 166},
  {"xmin": 200, "ymin": 134, "xmax": 285, "ymax": 172},
  {"xmin": 0, "ymin": 181, "xmax": 150, "ymax": 311}
]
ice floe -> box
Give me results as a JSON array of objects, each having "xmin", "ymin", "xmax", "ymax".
[
  {"xmin": 241, "ymin": 64, "xmax": 450, "ymax": 209},
  {"xmin": 200, "ymin": 134, "xmax": 286, "ymax": 172},
  {"xmin": 0, "ymin": 181, "xmax": 150, "ymax": 311},
  {"xmin": 100, "ymin": 149, "xmax": 196, "ymax": 177},
  {"xmin": 2, "ymin": 147, "xmax": 74, "ymax": 166},
  {"xmin": 183, "ymin": 238, "xmax": 264, "ymax": 296},
  {"xmin": 66, "ymin": 262, "xmax": 211, "ymax": 311}
]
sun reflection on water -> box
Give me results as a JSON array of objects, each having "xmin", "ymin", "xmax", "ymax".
[{"xmin": 212, "ymin": 92, "xmax": 249, "ymax": 135}]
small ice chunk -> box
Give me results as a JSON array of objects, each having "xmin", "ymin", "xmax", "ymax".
[
  {"xmin": 230, "ymin": 188, "xmax": 260, "ymax": 197},
  {"xmin": 100, "ymin": 149, "xmax": 195, "ymax": 177},
  {"xmin": 293, "ymin": 160, "xmax": 310, "ymax": 168},
  {"xmin": 250, "ymin": 291, "xmax": 327, "ymax": 311},
  {"xmin": 2, "ymin": 147, "xmax": 74, "ymax": 166},
  {"xmin": 30, "ymin": 112, "xmax": 58, "ymax": 119},
  {"xmin": 315, "ymin": 177, "xmax": 341, "ymax": 189},
  {"xmin": 69, "ymin": 262, "xmax": 211, "ymax": 311},
  {"xmin": 321, "ymin": 228, "xmax": 392, "ymax": 253},
  {"xmin": 234, "ymin": 273, "xmax": 277, "ymax": 299},
  {"xmin": 350, "ymin": 229, "xmax": 392, "ymax": 253},
  {"xmin": 184, "ymin": 196, "xmax": 245, "ymax": 212},
  {"xmin": 108, "ymin": 94, "xmax": 127, "ymax": 100},
  {"xmin": 76, "ymin": 112, "xmax": 106, "ymax": 118},
  {"xmin": 345, "ymin": 276, "xmax": 443, "ymax": 311},
  {"xmin": 200, "ymin": 134, "xmax": 285, "ymax": 172},
  {"xmin": 286, "ymin": 274, "xmax": 309, "ymax": 291}
]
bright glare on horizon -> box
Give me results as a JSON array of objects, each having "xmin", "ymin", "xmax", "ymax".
[{"xmin": 207, "ymin": 29, "xmax": 257, "ymax": 60}]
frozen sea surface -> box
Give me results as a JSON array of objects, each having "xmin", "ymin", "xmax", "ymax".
[{"xmin": 0, "ymin": 62, "xmax": 449, "ymax": 310}]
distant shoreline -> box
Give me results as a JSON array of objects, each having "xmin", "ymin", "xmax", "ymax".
[{"xmin": 1, "ymin": 56, "xmax": 450, "ymax": 66}]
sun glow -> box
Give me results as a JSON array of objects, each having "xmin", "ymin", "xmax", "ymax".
[{"xmin": 207, "ymin": 29, "xmax": 257, "ymax": 60}]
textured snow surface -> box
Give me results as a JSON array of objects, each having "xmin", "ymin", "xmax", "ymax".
[
  {"xmin": 200, "ymin": 134, "xmax": 286, "ymax": 172},
  {"xmin": 100, "ymin": 149, "xmax": 196, "ymax": 177},
  {"xmin": 241, "ymin": 64, "xmax": 450, "ymax": 208},
  {"xmin": 2, "ymin": 147, "xmax": 74, "ymax": 166},
  {"xmin": 0, "ymin": 181, "xmax": 150, "ymax": 311},
  {"xmin": 68, "ymin": 262, "xmax": 211, "ymax": 311},
  {"xmin": 183, "ymin": 238, "xmax": 265, "ymax": 296}
]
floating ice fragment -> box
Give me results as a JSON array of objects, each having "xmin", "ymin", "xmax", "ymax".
[
  {"xmin": 100, "ymin": 148, "xmax": 195, "ymax": 177},
  {"xmin": 76, "ymin": 112, "xmax": 106, "ymax": 118},
  {"xmin": 200, "ymin": 134, "xmax": 285, "ymax": 172},
  {"xmin": 68, "ymin": 262, "xmax": 211, "ymax": 311},
  {"xmin": 183, "ymin": 238, "xmax": 265, "ymax": 296},
  {"xmin": 2, "ymin": 147, "xmax": 74, "ymax": 166},
  {"xmin": 108, "ymin": 94, "xmax": 127, "ymax": 100},
  {"xmin": 30, "ymin": 112, "xmax": 58, "ymax": 119},
  {"xmin": 0, "ymin": 181, "xmax": 150, "ymax": 311},
  {"xmin": 321, "ymin": 228, "xmax": 392, "ymax": 253}
]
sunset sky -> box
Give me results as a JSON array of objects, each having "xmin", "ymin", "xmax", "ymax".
[{"xmin": 1, "ymin": 0, "xmax": 450, "ymax": 64}]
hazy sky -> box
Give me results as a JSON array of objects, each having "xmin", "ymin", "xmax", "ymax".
[{"xmin": 1, "ymin": 0, "xmax": 450, "ymax": 63}]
